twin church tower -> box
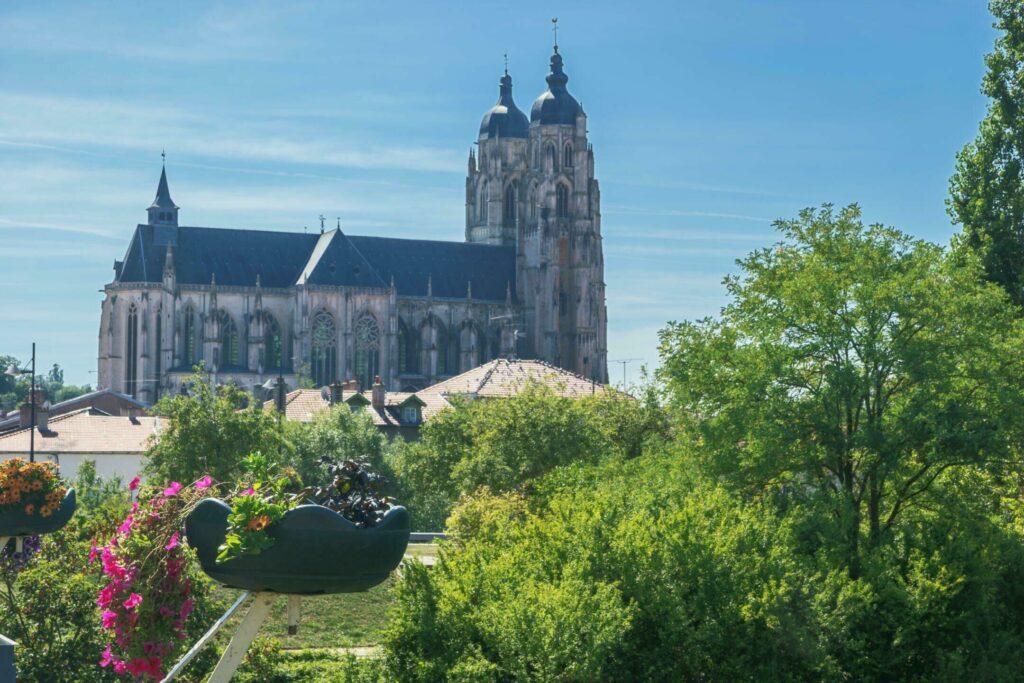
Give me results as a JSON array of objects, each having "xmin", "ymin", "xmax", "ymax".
[{"xmin": 97, "ymin": 41, "xmax": 607, "ymax": 401}]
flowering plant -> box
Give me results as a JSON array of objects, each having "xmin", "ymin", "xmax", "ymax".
[
  {"xmin": 216, "ymin": 453, "xmax": 300, "ymax": 564},
  {"xmin": 94, "ymin": 476, "xmax": 211, "ymax": 680},
  {"xmin": 0, "ymin": 458, "xmax": 67, "ymax": 518}
]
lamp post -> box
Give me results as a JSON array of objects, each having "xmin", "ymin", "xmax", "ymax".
[{"xmin": 6, "ymin": 342, "xmax": 36, "ymax": 462}]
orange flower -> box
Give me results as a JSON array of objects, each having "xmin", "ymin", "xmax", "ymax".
[
  {"xmin": 246, "ymin": 514, "xmax": 271, "ymax": 532},
  {"xmin": 24, "ymin": 504, "xmax": 34, "ymax": 516}
]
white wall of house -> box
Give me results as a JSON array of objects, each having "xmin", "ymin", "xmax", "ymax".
[{"xmin": 0, "ymin": 452, "xmax": 146, "ymax": 485}]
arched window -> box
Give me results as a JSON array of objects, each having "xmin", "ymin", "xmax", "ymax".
[
  {"xmin": 219, "ymin": 310, "xmax": 240, "ymax": 368},
  {"xmin": 528, "ymin": 184, "xmax": 537, "ymax": 220},
  {"xmin": 435, "ymin": 321, "xmax": 449, "ymax": 376},
  {"xmin": 564, "ymin": 143, "xmax": 573, "ymax": 168},
  {"xmin": 125, "ymin": 303, "xmax": 138, "ymax": 398},
  {"xmin": 311, "ymin": 310, "xmax": 337, "ymax": 387},
  {"xmin": 479, "ymin": 180, "xmax": 489, "ymax": 223},
  {"xmin": 547, "ymin": 144, "xmax": 558, "ymax": 172},
  {"xmin": 263, "ymin": 313, "xmax": 284, "ymax": 371},
  {"xmin": 504, "ymin": 182, "xmax": 517, "ymax": 224},
  {"xmin": 354, "ymin": 313, "xmax": 380, "ymax": 390},
  {"xmin": 556, "ymin": 183, "xmax": 570, "ymax": 218},
  {"xmin": 398, "ymin": 319, "xmax": 419, "ymax": 374},
  {"xmin": 182, "ymin": 305, "xmax": 196, "ymax": 367}
]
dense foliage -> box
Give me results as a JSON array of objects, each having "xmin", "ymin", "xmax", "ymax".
[
  {"xmin": 949, "ymin": 0, "xmax": 1024, "ymax": 304},
  {"xmin": 145, "ymin": 369, "xmax": 286, "ymax": 485}
]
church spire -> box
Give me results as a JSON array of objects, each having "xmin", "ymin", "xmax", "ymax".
[{"xmin": 147, "ymin": 154, "xmax": 179, "ymax": 227}]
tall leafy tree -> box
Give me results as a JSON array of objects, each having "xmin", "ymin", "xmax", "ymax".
[
  {"xmin": 949, "ymin": 0, "xmax": 1024, "ymax": 304},
  {"xmin": 659, "ymin": 204, "xmax": 1024, "ymax": 575}
]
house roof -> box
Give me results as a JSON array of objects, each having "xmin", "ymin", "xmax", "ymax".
[
  {"xmin": 0, "ymin": 388, "xmax": 149, "ymax": 433},
  {"xmin": 115, "ymin": 225, "xmax": 516, "ymax": 300},
  {"xmin": 426, "ymin": 358, "xmax": 607, "ymax": 398},
  {"xmin": 262, "ymin": 388, "xmax": 450, "ymax": 427},
  {"xmin": 0, "ymin": 408, "xmax": 161, "ymax": 454}
]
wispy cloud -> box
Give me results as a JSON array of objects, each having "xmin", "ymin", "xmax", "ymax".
[{"xmin": 603, "ymin": 204, "xmax": 774, "ymax": 222}]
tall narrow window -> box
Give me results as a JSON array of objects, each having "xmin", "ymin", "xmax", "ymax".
[
  {"xmin": 219, "ymin": 311, "xmax": 240, "ymax": 368},
  {"xmin": 528, "ymin": 184, "xmax": 537, "ymax": 220},
  {"xmin": 311, "ymin": 310, "xmax": 337, "ymax": 387},
  {"xmin": 354, "ymin": 313, "xmax": 380, "ymax": 389},
  {"xmin": 556, "ymin": 184, "xmax": 570, "ymax": 218},
  {"xmin": 263, "ymin": 313, "xmax": 283, "ymax": 371},
  {"xmin": 564, "ymin": 143, "xmax": 573, "ymax": 167},
  {"xmin": 479, "ymin": 180, "xmax": 489, "ymax": 223},
  {"xmin": 182, "ymin": 306, "xmax": 196, "ymax": 367},
  {"xmin": 504, "ymin": 183, "xmax": 517, "ymax": 224},
  {"xmin": 435, "ymin": 322, "xmax": 449, "ymax": 376},
  {"xmin": 398, "ymin": 319, "xmax": 419, "ymax": 373},
  {"xmin": 547, "ymin": 144, "xmax": 558, "ymax": 172},
  {"xmin": 154, "ymin": 306, "xmax": 162, "ymax": 398},
  {"xmin": 125, "ymin": 303, "xmax": 138, "ymax": 398}
]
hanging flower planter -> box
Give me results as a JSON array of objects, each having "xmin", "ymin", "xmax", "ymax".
[
  {"xmin": 185, "ymin": 498, "xmax": 410, "ymax": 595},
  {"xmin": 0, "ymin": 459, "xmax": 76, "ymax": 537}
]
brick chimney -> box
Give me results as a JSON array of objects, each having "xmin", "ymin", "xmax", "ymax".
[
  {"xmin": 329, "ymin": 381, "xmax": 343, "ymax": 405},
  {"xmin": 35, "ymin": 406, "xmax": 49, "ymax": 432},
  {"xmin": 274, "ymin": 376, "xmax": 288, "ymax": 414},
  {"xmin": 371, "ymin": 375, "xmax": 385, "ymax": 410}
]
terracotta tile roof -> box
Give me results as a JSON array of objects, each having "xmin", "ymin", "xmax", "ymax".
[
  {"xmin": 263, "ymin": 388, "xmax": 450, "ymax": 426},
  {"xmin": 426, "ymin": 359, "xmax": 606, "ymax": 398},
  {"xmin": 0, "ymin": 408, "xmax": 161, "ymax": 454}
]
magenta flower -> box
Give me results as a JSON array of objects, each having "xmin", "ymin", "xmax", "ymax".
[
  {"xmin": 195, "ymin": 475, "xmax": 213, "ymax": 490},
  {"xmin": 165, "ymin": 532, "xmax": 179, "ymax": 551},
  {"xmin": 101, "ymin": 609, "xmax": 118, "ymax": 629},
  {"xmin": 241, "ymin": 486, "xmax": 255, "ymax": 496},
  {"xmin": 99, "ymin": 644, "xmax": 115, "ymax": 668},
  {"xmin": 163, "ymin": 481, "xmax": 182, "ymax": 497},
  {"xmin": 128, "ymin": 476, "xmax": 140, "ymax": 492},
  {"xmin": 89, "ymin": 539, "xmax": 99, "ymax": 563},
  {"xmin": 117, "ymin": 514, "xmax": 134, "ymax": 535},
  {"xmin": 123, "ymin": 593, "xmax": 143, "ymax": 610}
]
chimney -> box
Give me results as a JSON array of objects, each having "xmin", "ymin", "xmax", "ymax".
[
  {"xmin": 329, "ymin": 381, "xmax": 343, "ymax": 405},
  {"xmin": 371, "ymin": 375, "xmax": 385, "ymax": 410},
  {"xmin": 128, "ymin": 407, "xmax": 143, "ymax": 424},
  {"xmin": 35, "ymin": 407, "xmax": 49, "ymax": 432},
  {"xmin": 274, "ymin": 376, "xmax": 288, "ymax": 414}
]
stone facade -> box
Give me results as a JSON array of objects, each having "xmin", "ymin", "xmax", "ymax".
[{"xmin": 97, "ymin": 44, "xmax": 607, "ymax": 403}]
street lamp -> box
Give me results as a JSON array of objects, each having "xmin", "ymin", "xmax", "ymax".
[{"xmin": 5, "ymin": 342, "xmax": 37, "ymax": 463}]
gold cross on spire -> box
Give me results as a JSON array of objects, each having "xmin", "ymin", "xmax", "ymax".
[{"xmin": 552, "ymin": 17, "xmax": 559, "ymax": 50}]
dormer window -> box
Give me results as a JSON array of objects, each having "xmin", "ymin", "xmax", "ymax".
[{"xmin": 401, "ymin": 405, "xmax": 421, "ymax": 424}]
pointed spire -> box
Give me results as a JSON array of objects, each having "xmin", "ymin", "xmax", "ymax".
[
  {"xmin": 255, "ymin": 273, "xmax": 262, "ymax": 289},
  {"xmin": 506, "ymin": 280, "xmax": 512, "ymax": 305},
  {"xmin": 427, "ymin": 274, "xmax": 433, "ymax": 298},
  {"xmin": 467, "ymin": 280, "xmax": 473, "ymax": 300},
  {"xmin": 149, "ymin": 163, "xmax": 177, "ymax": 210},
  {"xmin": 163, "ymin": 244, "xmax": 175, "ymax": 275}
]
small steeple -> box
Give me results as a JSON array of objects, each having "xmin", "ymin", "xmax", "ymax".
[{"xmin": 147, "ymin": 153, "xmax": 179, "ymax": 227}]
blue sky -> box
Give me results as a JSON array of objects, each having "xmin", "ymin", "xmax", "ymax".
[{"xmin": 0, "ymin": 1, "xmax": 997, "ymax": 387}]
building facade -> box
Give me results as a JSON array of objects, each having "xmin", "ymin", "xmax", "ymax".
[{"xmin": 97, "ymin": 44, "xmax": 608, "ymax": 402}]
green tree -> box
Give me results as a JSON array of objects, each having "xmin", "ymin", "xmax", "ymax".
[
  {"xmin": 289, "ymin": 404, "xmax": 390, "ymax": 483},
  {"xmin": 658, "ymin": 204, "xmax": 1024, "ymax": 576},
  {"xmin": 949, "ymin": 0, "xmax": 1024, "ymax": 304},
  {"xmin": 145, "ymin": 370, "xmax": 287, "ymax": 484}
]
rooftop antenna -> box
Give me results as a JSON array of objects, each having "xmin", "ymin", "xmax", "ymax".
[
  {"xmin": 504, "ymin": 52, "xmax": 509, "ymax": 75},
  {"xmin": 610, "ymin": 358, "xmax": 641, "ymax": 388},
  {"xmin": 318, "ymin": 214, "xmax": 325, "ymax": 233},
  {"xmin": 551, "ymin": 17, "xmax": 559, "ymax": 51}
]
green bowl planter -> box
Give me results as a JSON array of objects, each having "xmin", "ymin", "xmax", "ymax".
[
  {"xmin": 185, "ymin": 498, "xmax": 410, "ymax": 595},
  {"xmin": 0, "ymin": 488, "xmax": 76, "ymax": 537}
]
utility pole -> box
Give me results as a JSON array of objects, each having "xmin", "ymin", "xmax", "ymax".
[{"xmin": 609, "ymin": 358, "xmax": 641, "ymax": 389}]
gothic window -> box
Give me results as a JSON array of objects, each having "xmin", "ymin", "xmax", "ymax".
[
  {"xmin": 489, "ymin": 327, "xmax": 501, "ymax": 361},
  {"xmin": 182, "ymin": 306, "xmax": 196, "ymax": 367},
  {"xmin": 311, "ymin": 310, "xmax": 337, "ymax": 387},
  {"xmin": 528, "ymin": 184, "xmax": 537, "ymax": 220},
  {"xmin": 398, "ymin": 319, "xmax": 419, "ymax": 374},
  {"xmin": 504, "ymin": 182, "xmax": 517, "ymax": 224},
  {"xmin": 564, "ymin": 143, "xmax": 573, "ymax": 168},
  {"xmin": 556, "ymin": 183, "xmax": 570, "ymax": 218},
  {"xmin": 263, "ymin": 313, "xmax": 284, "ymax": 371},
  {"xmin": 547, "ymin": 143, "xmax": 558, "ymax": 172},
  {"xmin": 479, "ymin": 180, "xmax": 489, "ymax": 223},
  {"xmin": 219, "ymin": 310, "xmax": 240, "ymax": 368},
  {"xmin": 125, "ymin": 303, "xmax": 139, "ymax": 398},
  {"xmin": 470, "ymin": 326, "xmax": 485, "ymax": 367},
  {"xmin": 435, "ymin": 321, "xmax": 449, "ymax": 376},
  {"xmin": 155, "ymin": 305, "xmax": 162, "ymax": 398},
  {"xmin": 353, "ymin": 313, "xmax": 380, "ymax": 389}
]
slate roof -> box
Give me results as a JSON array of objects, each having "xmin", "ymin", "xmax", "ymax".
[
  {"xmin": 427, "ymin": 359, "xmax": 606, "ymax": 398},
  {"xmin": 114, "ymin": 226, "xmax": 515, "ymax": 300},
  {"xmin": 0, "ymin": 409, "xmax": 161, "ymax": 454},
  {"xmin": 0, "ymin": 388, "xmax": 149, "ymax": 433}
]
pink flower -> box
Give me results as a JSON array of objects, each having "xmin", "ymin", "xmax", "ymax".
[
  {"xmin": 114, "ymin": 660, "xmax": 127, "ymax": 675},
  {"xmin": 89, "ymin": 539, "xmax": 99, "ymax": 563},
  {"xmin": 179, "ymin": 598, "xmax": 194, "ymax": 621},
  {"xmin": 117, "ymin": 514, "xmax": 134, "ymax": 535},
  {"xmin": 195, "ymin": 475, "xmax": 213, "ymax": 490},
  {"xmin": 163, "ymin": 481, "xmax": 182, "ymax": 497},
  {"xmin": 101, "ymin": 609, "xmax": 118, "ymax": 629},
  {"xmin": 164, "ymin": 532, "xmax": 179, "ymax": 551},
  {"xmin": 123, "ymin": 593, "xmax": 143, "ymax": 610},
  {"xmin": 241, "ymin": 486, "xmax": 255, "ymax": 496},
  {"xmin": 99, "ymin": 644, "xmax": 115, "ymax": 668},
  {"xmin": 97, "ymin": 584, "xmax": 116, "ymax": 608},
  {"xmin": 128, "ymin": 476, "xmax": 140, "ymax": 492}
]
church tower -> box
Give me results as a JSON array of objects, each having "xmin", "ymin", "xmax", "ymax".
[
  {"xmin": 467, "ymin": 40, "xmax": 608, "ymax": 383},
  {"xmin": 147, "ymin": 160, "xmax": 178, "ymax": 227}
]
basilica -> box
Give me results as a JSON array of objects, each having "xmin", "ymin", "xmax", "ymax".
[{"xmin": 96, "ymin": 43, "xmax": 608, "ymax": 402}]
